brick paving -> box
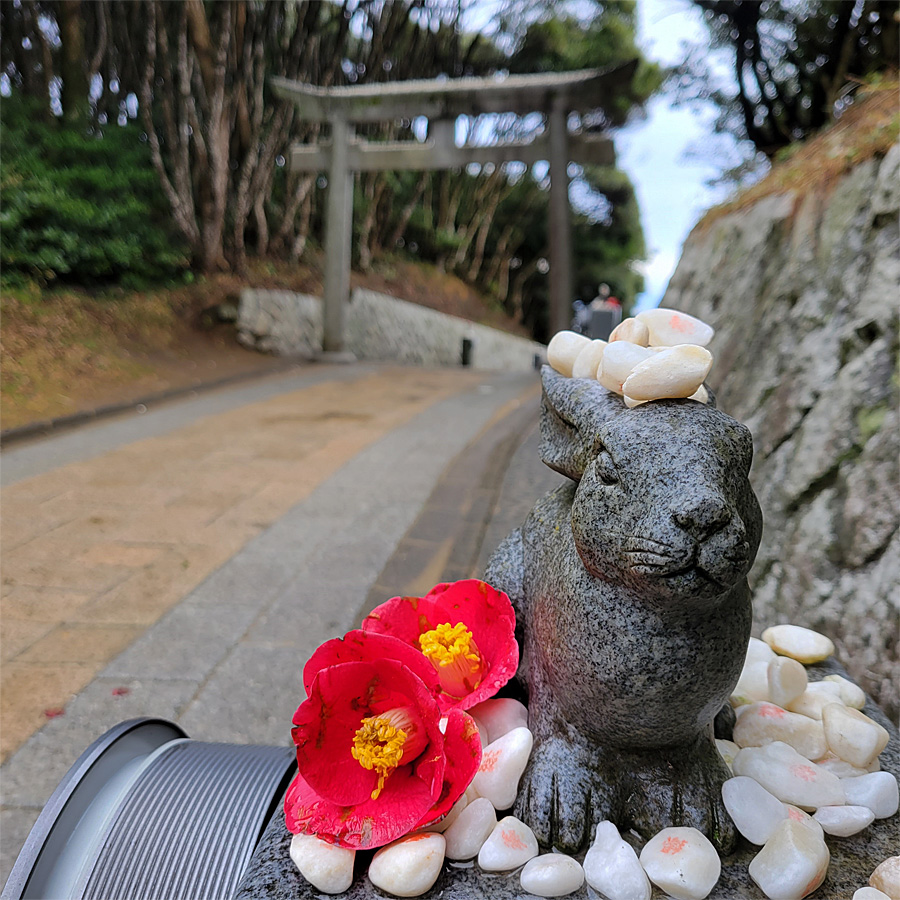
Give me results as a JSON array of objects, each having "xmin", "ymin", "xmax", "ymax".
[{"xmin": 0, "ymin": 366, "xmax": 489, "ymax": 764}]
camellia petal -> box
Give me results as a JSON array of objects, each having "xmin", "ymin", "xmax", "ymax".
[
  {"xmin": 284, "ymin": 767, "xmax": 435, "ymax": 850},
  {"xmin": 293, "ymin": 658, "xmax": 444, "ymax": 808},
  {"xmin": 302, "ymin": 629, "xmax": 441, "ymax": 699},
  {"xmin": 416, "ymin": 708, "xmax": 483, "ymax": 829},
  {"xmin": 362, "ymin": 579, "xmax": 518, "ymax": 712}
]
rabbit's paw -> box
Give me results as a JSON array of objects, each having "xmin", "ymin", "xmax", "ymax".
[
  {"xmin": 621, "ymin": 737, "xmax": 737, "ymax": 854},
  {"xmin": 514, "ymin": 735, "xmax": 611, "ymax": 853}
]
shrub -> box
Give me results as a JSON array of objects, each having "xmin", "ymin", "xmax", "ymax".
[{"xmin": 1, "ymin": 99, "xmax": 188, "ymax": 288}]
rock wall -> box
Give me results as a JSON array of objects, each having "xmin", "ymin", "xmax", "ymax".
[
  {"xmin": 238, "ymin": 287, "xmax": 545, "ymax": 372},
  {"xmin": 665, "ymin": 144, "xmax": 899, "ymax": 717}
]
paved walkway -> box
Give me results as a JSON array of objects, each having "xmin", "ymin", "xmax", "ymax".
[{"xmin": 0, "ymin": 362, "xmax": 561, "ymax": 886}]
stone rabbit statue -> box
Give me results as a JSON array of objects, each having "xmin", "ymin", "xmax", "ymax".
[{"xmin": 485, "ymin": 366, "xmax": 763, "ymax": 854}]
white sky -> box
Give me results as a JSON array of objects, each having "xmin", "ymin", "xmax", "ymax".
[{"xmin": 616, "ymin": 0, "xmax": 734, "ymax": 311}]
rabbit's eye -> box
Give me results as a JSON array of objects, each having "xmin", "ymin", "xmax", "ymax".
[{"xmin": 596, "ymin": 451, "xmax": 618, "ymax": 486}]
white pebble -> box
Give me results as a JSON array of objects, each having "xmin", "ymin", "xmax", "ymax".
[
  {"xmin": 762, "ymin": 624, "xmax": 834, "ymax": 664},
  {"xmin": 597, "ymin": 341, "xmax": 655, "ymax": 394},
  {"xmin": 870, "ymin": 856, "xmax": 900, "ymax": 899},
  {"xmin": 639, "ymin": 827, "xmax": 720, "ymax": 900},
  {"xmin": 747, "ymin": 637, "xmax": 778, "ymax": 664},
  {"xmin": 784, "ymin": 805, "xmax": 825, "ymax": 840},
  {"xmin": 733, "ymin": 701, "xmax": 827, "ymax": 760},
  {"xmin": 716, "ymin": 739, "xmax": 740, "ymax": 772},
  {"xmin": 548, "ymin": 331, "xmax": 591, "ymax": 377},
  {"xmin": 822, "ymin": 674, "xmax": 867, "ymax": 709},
  {"xmin": 519, "ymin": 853, "xmax": 585, "ymax": 897},
  {"xmin": 787, "ymin": 683, "xmax": 845, "ymax": 720},
  {"xmin": 443, "ymin": 797, "xmax": 496, "ymax": 860},
  {"xmin": 583, "ymin": 821, "xmax": 651, "ymax": 900},
  {"xmin": 853, "ymin": 887, "xmax": 891, "ymax": 900},
  {"xmin": 426, "ymin": 791, "xmax": 469, "ymax": 833},
  {"xmin": 571, "ymin": 339, "xmax": 608, "ymax": 379},
  {"xmin": 748, "ymin": 820, "xmax": 829, "ymax": 900},
  {"xmin": 368, "ymin": 833, "xmax": 445, "ymax": 897},
  {"xmin": 842, "ymin": 772, "xmax": 900, "ymax": 819},
  {"xmin": 854, "ymin": 889, "xmax": 891, "ymax": 900},
  {"xmin": 814, "ymin": 752, "xmax": 877, "ymax": 779},
  {"xmin": 636, "ymin": 307, "xmax": 715, "ymax": 347},
  {"xmin": 721, "ymin": 776, "xmax": 788, "ymax": 845},
  {"xmin": 289, "ymin": 833, "xmax": 355, "ymax": 895},
  {"xmin": 622, "ymin": 345, "xmax": 713, "ymax": 402},
  {"xmin": 689, "ymin": 384, "xmax": 709, "ymax": 404},
  {"xmin": 477, "ymin": 816, "xmax": 538, "ymax": 871},
  {"xmin": 731, "ymin": 660, "xmax": 771, "ymax": 707},
  {"xmin": 822, "ymin": 703, "xmax": 890, "ymax": 768},
  {"xmin": 732, "ymin": 741, "xmax": 845, "ymax": 809},
  {"xmin": 768, "ymin": 657, "xmax": 808, "ymax": 708},
  {"xmin": 468, "ymin": 697, "xmax": 528, "ymax": 744},
  {"xmin": 609, "ymin": 317, "xmax": 650, "ymax": 346},
  {"xmin": 813, "ymin": 804, "xmax": 876, "ymax": 836},
  {"xmin": 472, "ymin": 726, "xmax": 533, "ymax": 810}
]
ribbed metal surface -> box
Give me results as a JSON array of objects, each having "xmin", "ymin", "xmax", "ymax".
[{"xmin": 81, "ymin": 741, "xmax": 294, "ymax": 900}]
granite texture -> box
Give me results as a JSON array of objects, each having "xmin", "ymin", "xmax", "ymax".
[
  {"xmin": 665, "ymin": 143, "xmax": 900, "ymax": 719},
  {"xmin": 235, "ymin": 663, "xmax": 899, "ymax": 900},
  {"xmin": 484, "ymin": 367, "xmax": 762, "ymax": 854}
]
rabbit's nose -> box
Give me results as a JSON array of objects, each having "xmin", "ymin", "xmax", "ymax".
[{"xmin": 671, "ymin": 494, "xmax": 732, "ymax": 541}]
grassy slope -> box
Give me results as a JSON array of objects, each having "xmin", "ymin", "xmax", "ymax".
[
  {"xmin": 0, "ymin": 255, "xmax": 526, "ymax": 430},
  {"xmin": 694, "ymin": 80, "xmax": 899, "ymax": 234}
]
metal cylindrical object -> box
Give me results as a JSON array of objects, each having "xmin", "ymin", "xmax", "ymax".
[{"xmin": 3, "ymin": 718, "xmax": 295, "ymax": 900}]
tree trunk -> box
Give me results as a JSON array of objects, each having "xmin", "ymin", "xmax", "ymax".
[{"xmin": 59, "ymin": 0, "xmax": 88, "ymax": 123}]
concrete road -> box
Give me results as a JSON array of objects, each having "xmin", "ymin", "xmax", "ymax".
[{"xmin": 0, "ymin": 362, "xmax": 561, "ymax": 887}]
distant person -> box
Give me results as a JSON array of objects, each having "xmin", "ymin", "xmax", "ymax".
[
  {"xmin": 586, "ymin": 284, "xmax": 622, "ymax": 340},
  {"xmin": 590, "ymin": 283, "xmax": 621, "ymax": 313}
]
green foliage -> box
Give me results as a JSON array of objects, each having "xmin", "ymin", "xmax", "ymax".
[
  {"xmin": 1, "ymin": 98, "xmax": 188, "ymax": 288},
  {"xmin": 676, "ymin": 0, "xmax": 899, "ymax": 160},
  {"xmin": 507, "ymin": 3, "xmax": 663, "ymax": 126}
]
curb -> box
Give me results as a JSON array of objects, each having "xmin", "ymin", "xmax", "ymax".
[{"xmin": 0, "ymin": 359, "xmax": 303, "ymax": 448}]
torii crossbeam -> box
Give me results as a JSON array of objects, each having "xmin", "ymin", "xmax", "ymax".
[{"xmin": 272, "ymin": 62, "xmax": 635, "ymax": 353}]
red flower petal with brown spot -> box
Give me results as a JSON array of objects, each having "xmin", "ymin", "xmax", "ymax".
[{"xmin": 362, "ymin": 579, "xmax": 518, "ymax": 713}]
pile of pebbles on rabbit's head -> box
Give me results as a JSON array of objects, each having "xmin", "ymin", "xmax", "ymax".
[{"xmin": 547, "ymin": 308, "xmax": 714, "ymax": 406}]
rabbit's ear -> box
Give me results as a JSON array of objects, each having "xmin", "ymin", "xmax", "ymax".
[{"xmin": 539, "ymin": 365, "xmax": 627, "ymax": 481}]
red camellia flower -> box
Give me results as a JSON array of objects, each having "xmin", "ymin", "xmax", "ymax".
[
  {"xmin": 284, "ymin": 630, "xmax": 482, "ymax": 849},
  {"xmin": 362, "ymin": 579, "xmax": 518, "ymax": 713}
]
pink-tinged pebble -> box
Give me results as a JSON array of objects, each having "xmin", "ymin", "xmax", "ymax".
[
  {"xmin": 472, "ymin": 726, "xmax": 532, "ymax": 810},
  {"xmin": 870, "ymin": 856, "xmax": 900, "ymax": 899},
  {"xmin": 477, "ymin": 816, "xmax": 538, "ymax": 871},
  {"xmin": 733, "ymin": 701, "xmax": 826, "ymax": 760},
  {"xmin": 732, "ymin": 741, "xmax": 845, "ymax": 809},
  {"xmin": 636, "ymin": 308, "xmax": 714, "ymax": 347},
  {"xmin": 639, "ymin": 827, "xmax": 720, "ymax": 900},
  {"xmin": 748, "ymin": 820, "xmax": 829, "ymax": 900}
]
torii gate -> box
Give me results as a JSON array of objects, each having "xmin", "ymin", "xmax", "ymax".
[{"xmin": 271, "ymin": 62, "xmax": 635, "ymax": 353}]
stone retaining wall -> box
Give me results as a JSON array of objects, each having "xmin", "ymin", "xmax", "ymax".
[
  {"xmin": 665, "ymin": 143, "xmax": 899, "ymax": 718},
  {"xmin": 238, "ymin": 287, "xmax": 545, "ymax": 371}
]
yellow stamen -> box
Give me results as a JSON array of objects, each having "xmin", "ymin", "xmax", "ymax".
[
  {"xmin": 418, "ymin": 622, "xmax": 483, "ymax": 698},
  {"xmin": 350, "ymin": 706, "xmax": 426, "ymax": 800}
]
